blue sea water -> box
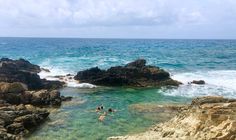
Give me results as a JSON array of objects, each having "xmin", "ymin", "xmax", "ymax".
[{"xmin": 0, "ymin": 38, "xmax": 236, "ymax": 139}]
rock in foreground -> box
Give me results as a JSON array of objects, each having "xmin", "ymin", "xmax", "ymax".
[
  {"xmin": 0, "ymin": 104, "xmax": 49, "ymax": 140},
  {"xmin": 0, "ymin": 82, "xmax": 69, "ymax": 106},
  {"xmin": 109, "ymin": 96, "xmax": 236, "ymax": 140},
  {"xmin": 75, "ymin": 59, "xmax": 181, "ymax": 87},
  {"xmin": 0, "ymin": 58, "xmax": 72, "ymax": 140}
]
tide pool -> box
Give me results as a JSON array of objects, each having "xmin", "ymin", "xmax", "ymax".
[{"xmin": 28, "ymin": 87, "xmax": 189, "ymax": 140}]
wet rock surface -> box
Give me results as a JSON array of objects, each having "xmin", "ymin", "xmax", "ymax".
[
  {"xmin": 75, "ymin": 59, "xmax": 181, "ymax": 87},
  {"xmin": 109, "ymin": 96, "xmax": 236, "ymax": 140}
]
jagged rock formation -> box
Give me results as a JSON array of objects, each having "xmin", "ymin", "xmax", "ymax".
[
  {"xmin": 0, "ymin": 83, "xmax": 64, "ymax": 106},
  {"xmin": 0, "ymin": 58, "xmax": 64, "ymax": 90},
  {"xmin": 75, "ymin": 59, "xmax": 181, "ymax": 87},
  {"xmin": 0, "ymin": 58, "xmax": 72, "ymax": 140},
  {"xmin": 0, "ymin": 104, "xmax": 49, "ymax": 140},
  {"xmin": 109, "ymin": 96, "xmax": 236, "ymax": 140}
]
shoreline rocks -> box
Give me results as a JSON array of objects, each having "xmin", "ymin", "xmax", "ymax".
[
  {"xmin": 0, "ymin": 58, "xmax": 72, "ymax": 140},
  {"xmin": 0, "ymin": 58, "xmax": 65, "ymax": 90},
  {"xmin": 0, "ymin": 104, "xmax": 49, "ymax": 140},
  {"xmin": 109, "ymin": 96, "xmax": 236, "ymax": 140},
  {"xmin": 75, "ymin": 59, "xmax": 181, "ymax": 87}
]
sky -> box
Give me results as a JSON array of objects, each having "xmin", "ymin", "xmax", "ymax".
[{"xmin": 0, "ymin": 0, "xmax": 236, "ymax": 39}]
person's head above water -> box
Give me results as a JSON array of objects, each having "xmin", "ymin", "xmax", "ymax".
[{"xmin": 108, "ymin": 108, "xmax": 113, "ymax": 112}]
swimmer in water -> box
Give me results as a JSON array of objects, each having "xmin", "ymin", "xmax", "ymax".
[
  {"xmin": 96, "ymin": 106, "xmax": 101, "ymax": 112},
  {"xmin": 96, "ymin": 104, "xmax": 104, "ymax": 112},
  {"xmin": 98, "ymin": 112, "xmax": 107, "ymax": 122},
  {"xmin": 108, "ymin": 108, "xmax": 117, "ymax": 113}
]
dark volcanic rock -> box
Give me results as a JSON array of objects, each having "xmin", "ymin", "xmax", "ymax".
[
  {"xmin": 75, "ymin": 59, "xmax": 181, "ymax": 87},
  {"xmin": 191, "ymin": 80, "xmax": 205, "ymax": 85},
  {"xmin": 125, "ymin": 59, "xmax": 146, "ymax": 68},
  {"xmin": 41, "ymin": 79, "xmax": 65, "ymax": 90},
  {"xmin": 0, "ymin": 58, "xmax": 64, "ymax": 90},
  {"xmin": 0, "ymin": 58, "xmax": 41, "ymax": 73},
  {"xmin": 0, "ymin": 58, "xmax": 71, "ymax": 139},
  {"xmin": 0, "ymin": 83, "xmax": 63, "ymax": 106}
]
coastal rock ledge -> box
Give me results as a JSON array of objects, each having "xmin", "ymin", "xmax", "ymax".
[
  {"xmin": 0, "ymin": 58, "xmax": 72, "ymax": 140},
  {"xmin": 0, "ymin": 104, "xmax": 49, "ymax": 140},
  {"xmin": 75, "ymin": 59, "xmax": 181, "ymax": 87},
  {"xmin": 109, "ymin": 96, "xmax": 236, "ymax": 140}
]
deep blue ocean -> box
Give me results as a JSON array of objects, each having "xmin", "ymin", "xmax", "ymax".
[{"xmin": 0, "ymin": 38, "xmax": 236, "ymax": 140}]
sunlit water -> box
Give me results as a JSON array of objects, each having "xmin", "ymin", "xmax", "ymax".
[{"xmin": 0, "ymin": 38, "xmax": 236, "ymax": 139}]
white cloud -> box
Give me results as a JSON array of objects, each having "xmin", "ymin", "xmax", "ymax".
[
  {"xmin": 0, "ymin": 0, "xmax": 207, "ymax": 27},
  {"xmin": 0, "ymin": 0, "xmax": 236, "ymax": 38}
]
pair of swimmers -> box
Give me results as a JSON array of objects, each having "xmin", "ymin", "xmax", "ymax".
[{"xmin": 96, "ymin": 105, "xmax": 116, "ymax": 113}]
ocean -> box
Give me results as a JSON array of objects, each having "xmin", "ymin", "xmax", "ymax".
[{"xmin": 0, "ymin": 38, "xmax": 236, "ymax": 139}]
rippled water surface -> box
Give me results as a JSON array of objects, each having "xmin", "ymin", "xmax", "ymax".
[{"xmin": 0, "ymin": 38, "xmax": 236, "ymax": 139}]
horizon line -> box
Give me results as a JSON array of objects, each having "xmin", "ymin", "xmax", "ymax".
[{"xmin": 0, "ymin": 36, "xmax": 236, "ymax": 40}]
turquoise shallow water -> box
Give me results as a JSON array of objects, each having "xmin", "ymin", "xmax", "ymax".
[
  {"xmin": 1, "ymin": 38, "xmax": 236, "ymax": 139},
  {"xmin": 27, "ymin": 87, "xmax": 189, "ymax": 140}
]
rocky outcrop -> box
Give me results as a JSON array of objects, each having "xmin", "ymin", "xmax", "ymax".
[
  {"xmin": 0, "ymin": 104, "xmax": 49, "ymax": 140},
  {"xmin": 0, "ymin": 58, "xmax": 64, "ymax": 90},
  {"xmin": 75, "ymin": 59, "xmax": 181, "ymax": 87},
  {"xmin": 0, "ymin": 58, "xmax": 41, "ymax": 73},
  {"xmin": 0, "ymin": 82, "xmax": 27, "ymax": 94},
  {"xmin": 0, "ymin": 58, "xmax": 71, "ymax": 140},
  {"xmin": 191, "ymin": 80, "xmax": 205, "ymax": 85},
  {"xmin": 0, "ymin": 58, "xmax": 68, "ymax": 106},
  {"xmin": 109, "ymin": 96, "xmax": 236, "ymax": 140},
  {"xmin": 0, "ymin": 82, "xmax": 66, "ymax": 106},
  {"xmin": 25, "ymin": 90, "xmax": 62, "ymax": 106}
]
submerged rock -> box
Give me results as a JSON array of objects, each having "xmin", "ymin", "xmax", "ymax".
[
  {"xmin": 129, "ymin": 103, "xmax": 186, "ymax": 122},
  {"xmin": 75, "ymin": 59, "xmax": 181, "ymax": 87},
  {"xmin": 109, "ymin": 96, "xmax": 236, "ymax": 140}
]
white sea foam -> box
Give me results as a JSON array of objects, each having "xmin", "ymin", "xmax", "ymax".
[
  {"xmin": 69, "ymin": 83, "xmax": 97, "ymax": 88},
  {"xmin": 39, "ymin": 68, "xmax": 68, "ymax": 80},
  {"xmin": 39, "ymin": 67, "xmax": 96, "ymax": 89},
  {"xmin": 165, "ymin": 70, "xmax": 236, "ymax": 98}
]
